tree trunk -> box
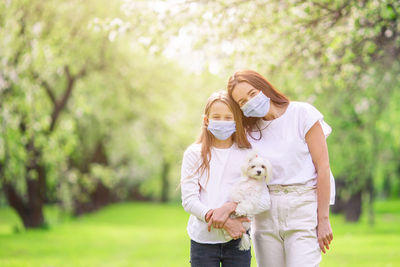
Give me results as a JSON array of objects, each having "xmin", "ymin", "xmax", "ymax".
[
  {"xmin": 330, "ymin": 178, "xmax": 346, "ymax": 214},
  {"xmin": 127, "ymin": 185, "xmax": 152, "ymax": 201},
  {"xmin": 366, "ymin": 176, "xmax": 375, "ymax": 225},
  {"xmin": 4, "ymin": 179, "xmax": 45, "ymax": 228},
  {"xmin": 382, "ymin": 176, "xmax": 391, "ymax": 198},
  {"xmin": 73, "ymin": 181, "xmax": 116, "ymax": 216},
  {"xmin": 345, "ymin": 190, "xmax": 362, "ymax": 222},
  {"xmin": 3, "ymin": 137, "xmax": 47, "ymax": 228},
  {"xmin": 160, "ymin": 160, "xmax": 170, "ymax": 203},
  {"xmin": 73, "ymin": 140, "xmax": 115, "ymax": 216}
]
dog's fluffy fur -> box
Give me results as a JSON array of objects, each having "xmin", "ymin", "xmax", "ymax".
[{"xmin": 227, "ymin": 151, "xmax": 272, "ymax": 250}]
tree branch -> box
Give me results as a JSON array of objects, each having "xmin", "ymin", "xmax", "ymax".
[
  {"xmin": 31, "ymin": 71, "xmax": 57, "ymax": 105},
  {"xmin": 49, "ymin": 64, "xmax": 87, "ymax": 131}
]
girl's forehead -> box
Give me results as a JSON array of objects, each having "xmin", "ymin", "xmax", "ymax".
[{"xmin": 209, "ymin": 101, "xmax": 232, "ymax": 114}]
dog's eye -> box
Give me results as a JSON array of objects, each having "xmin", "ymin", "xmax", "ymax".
[
  {"xmin": 251, "ymin": 165, "xmax": 256, "ymax": 168},
  {"xmin": 261, "ymin": 165, "xmax": 265, "ymax": 169}
]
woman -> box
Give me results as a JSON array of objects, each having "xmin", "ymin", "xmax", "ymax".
[
  {"xmin": 180, "ymin": 91, "xmax": 270, "ymax": 266},
  {"xmin": 225, "ymin": 70, "xmax": 335, "ymax": 267}
]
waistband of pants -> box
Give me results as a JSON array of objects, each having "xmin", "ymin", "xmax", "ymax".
[{"xmin": 267, "ymin": 184, "xmax": 316, "ymax": 194}]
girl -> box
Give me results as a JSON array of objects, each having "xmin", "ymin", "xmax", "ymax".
[
  {"xmin": 180, "ymin": 91, "xmax": 270, "ymax": 267},
  {"xmin": 223, "ymin": 70, "xmax": 335, "ymax": 267}
]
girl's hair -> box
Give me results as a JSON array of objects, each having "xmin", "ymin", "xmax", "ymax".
[
  {"xmin": 226, "ymin": 70, "xmax": 290, "ymax": 138},
  {"xmin": 195, "ymin": 91, "xmax": 251, "ymax": 180}
]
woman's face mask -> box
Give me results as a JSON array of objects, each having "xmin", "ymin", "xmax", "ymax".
[
  {"xmin": 207, "ymin": 119, "xmax": 236, "ymax": 140},
  {"xmin": 241, "ymin": 91, "xmax": 271, "ymax": 118}
]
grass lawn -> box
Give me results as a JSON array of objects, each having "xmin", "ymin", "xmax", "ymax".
[{"xmin": 0, "ymin": 200, "xmax": 399, "ymax": 267}]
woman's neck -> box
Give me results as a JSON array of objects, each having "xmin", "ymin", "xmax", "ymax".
[
  {"xmin": 213, "ymin": 137, "xmax": 233, "ymax": 148},
  {"xmin": 263, "ymin": 102, "xmax": 288, "ymax": 121}
]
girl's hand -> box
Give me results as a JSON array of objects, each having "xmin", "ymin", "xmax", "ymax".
[
  {"xmin": 223, "ymin": 217, "xmax": 250, "ymax": 239},
  {"xmin": 317, "ymin": 217, "xmax": 333, "ymax": 254},
  {"xmin": 207, "ymin": 202, "xmax": 237, "ymax": 231}
]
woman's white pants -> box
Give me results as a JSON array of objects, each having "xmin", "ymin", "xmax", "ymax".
[{"xmin": 251, "ymin": 185, "xmax": 321, "ymax": 267}]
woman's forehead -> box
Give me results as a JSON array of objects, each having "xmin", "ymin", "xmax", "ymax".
[{"xmin": 232, "ymin": 82, "xmax": 255, "ymax": 97}]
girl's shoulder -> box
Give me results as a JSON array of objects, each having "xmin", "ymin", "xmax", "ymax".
[
  {"xmin": 182, "ymin": 143, "xmax": 202, "ymax": 165},
  {"xmin": 184, "ymin": 143, "xmax": 202, "ymax": 157}
]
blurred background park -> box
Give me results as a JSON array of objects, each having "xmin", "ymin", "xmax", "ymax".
[{"xmin": 0, "ymin": 0, "xmax": 399, "ymax": 266}]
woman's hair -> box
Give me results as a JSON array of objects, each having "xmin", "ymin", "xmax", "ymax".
[
  {"xmin": 226, "ymin": 70, "xmax": 290, "ymax": 138},
  {"xmin": 195, "ymin": 91, "xmax": 251, "ymax": 180}
]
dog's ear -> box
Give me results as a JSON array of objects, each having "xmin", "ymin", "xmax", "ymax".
[
  {"xmin": 246, "ymin": 150, "xmax": 259, "ymax": 163},
  {"xmin": 264, "ymin": 159, "xmax": 272, "ymax": 182},
  {"xmin": 241, "ymin": 163, "xmax": 248, "ymax": 176}
]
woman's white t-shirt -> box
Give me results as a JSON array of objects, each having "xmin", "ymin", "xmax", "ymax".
[
  {"xmin": 248, "ymin": 101, "xmax": 335, "ymax": 204},
  {"xmin": 181, "ymin": 143, "xmax": 270, "ymax": 244}
]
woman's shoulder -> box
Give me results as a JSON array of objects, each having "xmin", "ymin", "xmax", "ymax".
[
  {"xmin": 288, "ymin": 101, "xmax": 322, "ymax": 117},
  {"xmin": 289, "ymin": 101, "xmax": 315, "ymax": 111}
]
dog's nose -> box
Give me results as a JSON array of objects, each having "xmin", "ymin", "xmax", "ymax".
[{"xmin": 257, "ymin": 170, "xmax": 261, "ymax": 175}]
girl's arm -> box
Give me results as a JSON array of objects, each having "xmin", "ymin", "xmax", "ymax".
[
  {"xmin": 181, "ymin": 149, "xmax": 211, "ymax": 222},
  {"xmin": 306, "ymin": 122, "xmax": 333, "ymax": 254}
]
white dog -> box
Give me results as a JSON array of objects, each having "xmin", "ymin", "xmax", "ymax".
[{"xmin": 227, "ymin": 152, "xmax": 272, "ymax": 250}]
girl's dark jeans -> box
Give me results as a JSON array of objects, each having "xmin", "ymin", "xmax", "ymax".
[{"xmin": 190, "ymin": 239, "xmax": 251, "ymax": 267}]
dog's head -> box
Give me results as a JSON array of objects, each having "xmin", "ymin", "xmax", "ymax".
[{"xmin": 242, "ymin": 152, "xmax": 272, "ymax": 182}]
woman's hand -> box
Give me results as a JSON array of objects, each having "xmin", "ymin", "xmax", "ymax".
[
  {"xmin": 223, "ymin": 217, "xmax": 250, "ymax": 239},
  {"xmin": 207, "ymin": 202, "xmax": 237, "ymax": 231},
  {"xmin": 205, "ymin": 209, "xmax": 214, "ymax": 222},
  {"xmin": 317, "ymin": 217, "xmax": 333, "ymax": 254}
]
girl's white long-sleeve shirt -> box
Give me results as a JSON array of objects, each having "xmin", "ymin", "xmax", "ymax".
[{"xmin": 181, "ymin": 143, "xmax": 271, "ymax": 244}]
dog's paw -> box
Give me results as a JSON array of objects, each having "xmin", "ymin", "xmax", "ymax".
[
  {"xmin": 223, "ymin": 230, "xmax": 232, "ymax": 241},
  {"xmin": 235, "ymin": 207, "xmax": 247, "ymax": 217}
]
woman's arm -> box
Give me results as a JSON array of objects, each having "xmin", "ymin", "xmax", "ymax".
[
  {"xmin": 209, "ymin": 184, "xmax": 271, "ymax": 230},
  {"xmin": 306, "ymin": 122, "xmax": 333, "ymax": 254},
  {"xmin": 223, "ymin": 217, "xmax": 250, "ymax": 239},
  {"xmin": 181, "ymin": 149, "xmax": 211, "ymax": 222}
]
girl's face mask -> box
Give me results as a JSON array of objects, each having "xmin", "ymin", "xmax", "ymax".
[{"xmin": 207, "ymin": 119, "xmax": 236, "ymax": 140}]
